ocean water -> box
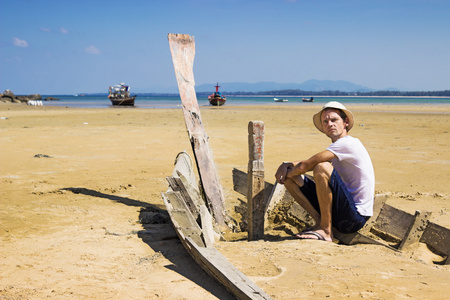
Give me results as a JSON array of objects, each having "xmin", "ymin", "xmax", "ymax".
[{"xmin": 40, "ymin": 95, "xmax": 450, "ymax": 109}]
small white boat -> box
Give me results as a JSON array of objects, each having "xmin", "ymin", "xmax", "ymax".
[{"xmin": 274, "ymin": 97, "xmax": 288, "ymax": 102}]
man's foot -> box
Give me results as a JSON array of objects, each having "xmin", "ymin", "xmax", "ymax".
[{"xmin": 295, "ymin": 230, "xmax": 333, "ymax": 242}]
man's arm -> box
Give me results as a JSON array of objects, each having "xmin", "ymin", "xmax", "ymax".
[
  {"xmin": 287, "ymin": 150, "xmax": 336, "ymax": 178},
  {"xmin": 275, "ymin": 150, "xmax": 336, "ymax": 184}
]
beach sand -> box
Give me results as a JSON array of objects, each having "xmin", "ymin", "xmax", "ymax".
[{"xmin": 1, "ymin": 103, "xmax": 449, "ymax": 299}]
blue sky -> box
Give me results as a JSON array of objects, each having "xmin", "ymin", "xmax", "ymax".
[{"xmin": 1, "ymin": 0, "xmax": 449, "ymax": 94}]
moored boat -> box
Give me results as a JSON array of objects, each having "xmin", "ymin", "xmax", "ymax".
[
  {"xmin": 108, "ymin": 83, "xmax": 137, "ymax": 106},
  {"xmin": 274, "ymin": 97, "xmax": 288, "ymax": 102},
  {"xmin": 208, "ymin": 83, "xmax": 226, "ymax": 106},
  {"xmin": 302, "ymin": 97, "xmax": 314, "ymax": 102}
]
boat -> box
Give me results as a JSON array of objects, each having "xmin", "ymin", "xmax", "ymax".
[
  {"xmin": 302, "ymin": 97, "xmax": 314, "ymax": 102},
  {"xmin": 208, "ymin": 83, "xmax": 226, "ymax": 106},
  {"xmin": 162, "ymin": 151, "xmax": 273, "ymax": 300},
  {"xmin": 274, "ymin": 97, "xmax": 288, "ymax": 102},
  {"xmin": 108, "ymin": 83, "xmax": 136, "ymax": 106}
]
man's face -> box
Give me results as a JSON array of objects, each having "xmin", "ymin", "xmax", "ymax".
[{"xmin": 321, "ymin": 108, "xmax": 349, "ymax": 141}]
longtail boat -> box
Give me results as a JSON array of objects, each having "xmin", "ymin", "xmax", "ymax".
[
  {"xmin": 108, "ymin": 83, "xmax": 136, "ymax": 106},
  {"xmin": 208, "ymin": 83, "xmax": 226, "ymax": 106}
]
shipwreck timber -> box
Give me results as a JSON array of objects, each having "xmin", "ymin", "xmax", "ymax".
[{"xmin": 162, "ymin": 32, "xmax": 449, "ymax": 300}]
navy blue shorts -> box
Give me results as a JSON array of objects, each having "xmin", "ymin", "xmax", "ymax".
[{"xmin": 299, "ymin": 169, "xmax": 368, "ymax": 233}]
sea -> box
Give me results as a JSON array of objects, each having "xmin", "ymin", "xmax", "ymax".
[{"xmin": 40, "ymin": 95, "xmax": 450, "ymax": 109}]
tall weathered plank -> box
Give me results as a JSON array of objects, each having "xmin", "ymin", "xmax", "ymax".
[
  {"xmin": 168, "ymin": 33, "xmax": 227, "ymax": 227},
  {"xmin": 247, "ymin": 121, "xmax": 265, "ymax": 240}
]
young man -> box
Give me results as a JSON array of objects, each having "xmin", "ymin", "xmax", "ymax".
[{"xmin": 275, "ymin": 101, "xmax": 375, "ymax": 242}]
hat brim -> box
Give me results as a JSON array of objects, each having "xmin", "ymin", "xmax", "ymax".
[{"xmin": 313, "ymin": 102, "xmax": 354, "ymax": 133}]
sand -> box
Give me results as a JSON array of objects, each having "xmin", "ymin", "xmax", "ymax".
[{"xmin": 1, "ymin": 102, "xmax": 449, "ymax": 299}]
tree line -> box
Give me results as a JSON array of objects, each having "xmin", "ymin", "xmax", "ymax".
[{"xmin": 214, "ymin": 89, "xmax": 450, "ymax": 97}]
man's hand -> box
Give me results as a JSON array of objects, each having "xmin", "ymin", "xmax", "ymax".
[{"xmin": 275, "ymin": 162, "xmax": 294, "ymax": 184}]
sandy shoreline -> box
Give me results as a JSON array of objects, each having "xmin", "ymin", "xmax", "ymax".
[{"xmin": 1, "ymin": 103, "xmax": 449, "ymax": 299}]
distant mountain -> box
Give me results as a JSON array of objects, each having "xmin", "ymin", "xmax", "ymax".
[
  {"xmin": 196, "ymin": 80, "xmax": 374, "ymax": 93},
  {"xmin": 196, "ymin": 82, "xmax": 301, "ymax": 93},
  {"xmin": 297, "ymin": 80, "xmax": 374, "ymax": 93}
]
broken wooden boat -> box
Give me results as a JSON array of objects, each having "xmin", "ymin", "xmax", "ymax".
[
  {"xmin": 232, "ymin": 167, "xmax": 450, "ymax": 265},
  {"xmin": 165, "ymin": 32, "xmax": 450, "ymax": 300},
  {"xmin": 162, "ymin": 151, "xmax": 272, "ymax": 300},
  {"xmin": 167, "ymin": 33, "xmax": 272, "ymax": 299}
]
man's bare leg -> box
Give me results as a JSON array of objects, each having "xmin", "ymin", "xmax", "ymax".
[
  {"xmin": 302, "ymin": 162, "xmax": 334, "ymax": 241},
  {"xmin": 284, "ymin": 162, "xmax": 334, "ymax": 242},
  {"xmin": 284, "ymin": 175, "xmax": 321, "ymax": 228}
]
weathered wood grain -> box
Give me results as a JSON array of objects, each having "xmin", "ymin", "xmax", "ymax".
[
  {"xmin": 185, "ymin": 237, "xmax": 273, "ymax": 300},
  {"xmin": 168, "ymin": 33, "xmax": 227, "ymax": 227},
  {"xmin": 420, "ymin": 222, "xmax": 450, "ymax": 260},
  {"xmin": 398, "ymin": 210, "xmax": 432, "ymax": 250},
  {"xmin": 163, "ymin": 151, "xmax": 273, "ymax": 299},
  {"xmin": 247, "ymin": 121, "xmax": 265, "ymax": 240},
  {"xmin": 373, "ymin": 204, "xmax": 415, "ymax": 239}
]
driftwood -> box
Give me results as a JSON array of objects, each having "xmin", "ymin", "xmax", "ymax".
[
  {"xmin": 232, "ymin": 169, "xmax": 450, "ymax": 264},
  {"xmin": 247, "ymin": 121, "xmax": 266, "ymax": 240},
  {"xmin": 168, "ymin": 33, "xmax": 228, "ymax": 228},
  {"xmin": 163, "ymin": 151, "xmax": 272, "ymax": 300}
]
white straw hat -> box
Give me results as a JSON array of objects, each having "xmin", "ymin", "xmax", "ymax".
[{"xmin": 313, "ymin": 101, "xmax": 354, "ymax": 133}]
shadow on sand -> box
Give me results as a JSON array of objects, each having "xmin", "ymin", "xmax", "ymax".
[{"xmin": 62, "ymin": 187, "xmax": 233, "ymax": 299}]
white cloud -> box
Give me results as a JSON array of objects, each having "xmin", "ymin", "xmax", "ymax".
[
  {"xmin": 60, "ymin": 27, "xmax": 69, "ymax": 34},
  {"xmin": 85, "ymin": 46, "xmax": 101, "ymax": 54},
  {"xmin": 12, "ymin": 37, "xmax": 29, "ymax": 48}
]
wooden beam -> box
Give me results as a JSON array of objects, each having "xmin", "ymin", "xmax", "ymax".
[
  {"xmin": 232, "ymin": 168, "xmax": 274, "ymax": 198},
  {"xmin": 168, "ymin": 33, "xmax": 228, "ymax": 228},
  {"xmin": 200, "ymin": 205, "xmax": 215, "ymax": 248},
  {"xmin": 247, "ymin": 121, "xmax": 265, "ymax": 241},
  {"xmin": 166, "ymin": 177, "xmax": 200, "ymax": 221},
  {"xmin": 373, "ymin": 204, "xmax": 415, "ymax": 240},
  {"xmin": 420, "ymin": 222, "xmax": 450, "ymax": 263},
  {"xmin": 398, "ymin": 210, "xmax": 432, "ymax": 250},
  {"xmin": 358, "ymin": 194, "xmax": 388, "ymax": 235},
  {"xmin": 185, "ymin": 237, "xmax": 273, "ymax": 300},
  {"xmin": 162, "ymin": 191, "xmax": 205, "ymax": 247}
]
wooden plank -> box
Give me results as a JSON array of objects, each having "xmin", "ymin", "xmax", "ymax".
[
  {"xmin": 162, "ymin": 191, "xmax": 205, "ymax": 247},
  {"xmin": 200, "ymin": 205, "xmax": 215, "ymax": 248},
  {"xmin": 358, "ymin": 194, "xmax": 388, "ymax": 235},
  {"xmin": 166, "ymin": 176, "xmax": 199, "ymax": 221},
  {"xmin": 172, "ymin": 151, "xmax": 205, "ymax": 212},
  {"xmin": 172, "ymin": 151, "xmax": 196, "ymax": 183},
  {"xmin": 420, "ymin": 222, "xmax": 450, "ymax": 259},
  {"xmin": 185, "ymin": 237, "xmax": 273, "ymax": 300},
  {"xmin": 163, "ymin": 152, "xmax": 273, "ymax": 299},
  {"xmin": 232, "ymin": 168, "xmax": 274, "ymax": 199},
  {"xmin": 233, "ymin": 168, "xmax": 248, "ymax": 196},
  {"xmin": 333, "ymin": 194, "xmax": 396, "ymax": 249},
  {"xmin": 398, "ymin": 210, "xmax": 432, "ymax": 250},
  {"xmin": 332, "ymin": 230, "xmax": 397, "ymax": 250},
  {"xmin": 372, "ymin": 204, "xmax": 415, "ymax": 240},
  {"xmin": 247, "ymin": 121, "xmax": 265, "ymax": 241},
  {"xmin": 168, "ymin": 33, "xmax": 227, "ymax": 227}
]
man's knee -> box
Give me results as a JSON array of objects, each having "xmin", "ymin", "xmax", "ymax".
[
  {"xmin": 313, "ymin": 162, "xmax": 333, "ymax": 180},
  {"xmin": 284, "ymin": 175, "xmax": 304, "ymax": 189}
]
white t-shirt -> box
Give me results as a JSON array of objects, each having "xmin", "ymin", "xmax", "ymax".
[{"xmin": 327, "ymin": 135, "xmax": 375, "ymax": 216}]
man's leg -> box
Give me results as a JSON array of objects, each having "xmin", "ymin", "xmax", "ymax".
[
  {"xmin": 309, "ymin": 162, "xmax": 334, "ymax": 241},
  {"xmin": 283, "ymin": 175, "xmax": 321, "ymax": 228},
  {"xmin": 284, "ymin": 162, "xmax": 334, "ymax": 242}
]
